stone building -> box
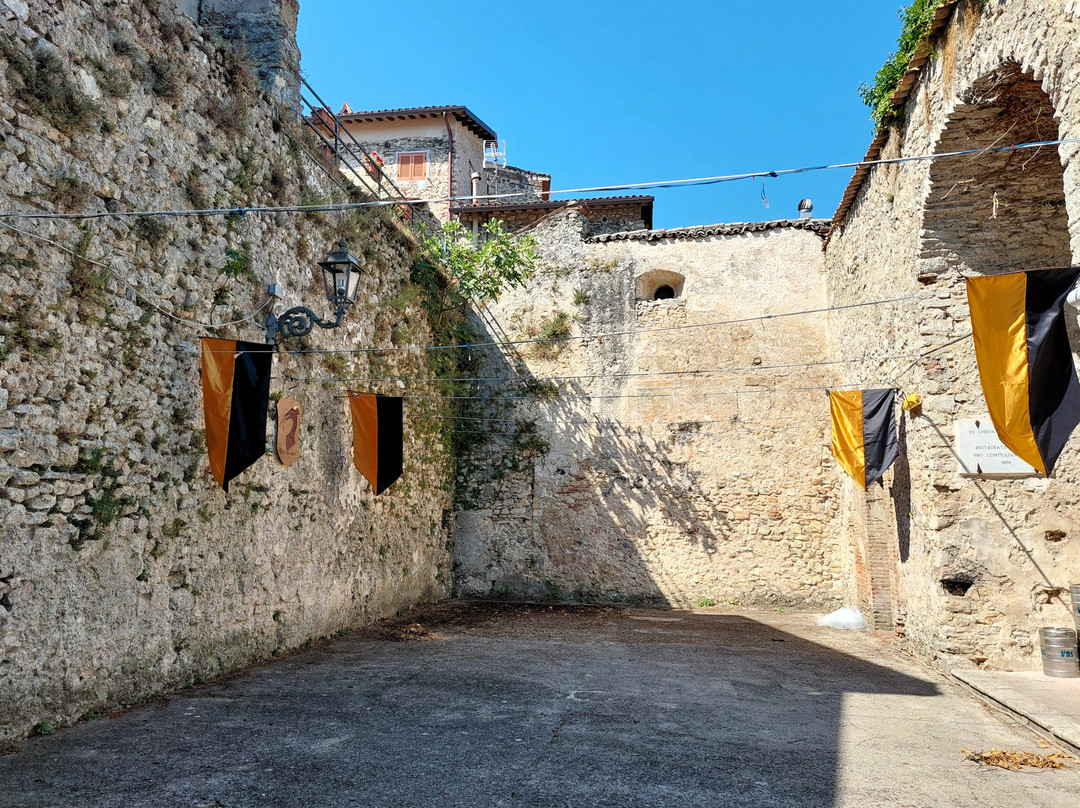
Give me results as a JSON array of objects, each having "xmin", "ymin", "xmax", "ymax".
[
  {"xmin": 822, "ymin": 0, "xmax": 1080, "ymax": 668},
  {"xmin": 449, "ymin": 0, "xmax": 1080, "ymax": 674},
  {"xmin": 452, "ymin": 214, "xmax": 840, "ymax": 608},
  {"xmin": 4, "ymin": 0, "xmax": 1080, "ymax": 746},
  {"xmin": 311, "ymin": 104, "xmax": 548, "ymax": 224}
]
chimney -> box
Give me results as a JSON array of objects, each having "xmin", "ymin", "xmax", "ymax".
[
  {"xmin": 798, "ymin": 199, "xmax": 813, "ymax": 219},
  {"xmin": 471, "ymin": 171, "xmax": 481, "ymax": 203}
]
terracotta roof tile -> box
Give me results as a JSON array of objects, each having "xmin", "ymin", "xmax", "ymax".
[
  {"xmin": 586, "ymin": 218, "xmax": 831, "ymax": 243},
  {"xmin": 335, "ymin": 105, "xmax": 497, "ymax": 141},
  {"xmin": 830, "ymin": 0, "xmax": 961, "ymax": 238}
]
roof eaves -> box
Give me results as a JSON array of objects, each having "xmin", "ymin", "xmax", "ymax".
[
  {"xmin": 829, "ymin": 0, "xmax": 960, "ymax": 242},
  {"xmin": 335, "ymin": 105, "xmax": 498, "ymax": 141},
  {"xmin": 585, "ymin": 218, "xmax": 831, "ymax": 244}
]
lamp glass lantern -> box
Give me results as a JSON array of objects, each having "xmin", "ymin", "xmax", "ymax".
[{"xmin": 318, "ymin": 239, "xmax": 362, "ymax": 305}]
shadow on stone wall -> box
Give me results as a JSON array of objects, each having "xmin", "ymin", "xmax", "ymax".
[{"xmin": 452, "ymin": 301, "xmax": 830, "ymax": 608}]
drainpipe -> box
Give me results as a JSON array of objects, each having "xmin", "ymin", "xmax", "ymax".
[
  {"xmin": 470, "ymin": 171, "xmax": 481, "ymax": 240},
  {"xmin": 442, "ymin": 111, "xmax": 455, "ymax": 221}
]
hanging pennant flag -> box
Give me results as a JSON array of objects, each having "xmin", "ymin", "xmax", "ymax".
[
  {"xmin": 348, "ymin": 391, "xmax": 403, "ymax": 495},
  {"xmin": 829, "ymin": 388, "xmax": 899, "ymax": 490},
  {"xmin": 967, "ymin": 267, "xmax": 1080, "ymax": 476},
  {"xmin": 201, "ymin": 338, "xmax": 273, "ymax": 492}
]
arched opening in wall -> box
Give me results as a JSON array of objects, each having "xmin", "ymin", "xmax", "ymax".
[
  {"xmin": 636, "ymin": 270, "xmax": 685, "ymax": 301},
  {"xmin": 920, "ymin": 64, "xmax": 1072, "ymax": 274}
]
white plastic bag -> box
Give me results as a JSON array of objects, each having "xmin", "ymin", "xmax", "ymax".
[{"xmin": 817, "ymin": 606, "xmax": 869, "ymax": 630}]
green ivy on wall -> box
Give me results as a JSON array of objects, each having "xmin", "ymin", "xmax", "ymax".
[{"xmin": 859, "ymin": 0, "xmax": 949, "ymax": 130}]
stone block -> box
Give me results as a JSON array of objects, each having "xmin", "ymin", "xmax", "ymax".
[{"xmin": 26, "ymin": 494, "xmax": 56, "ymax": 511}]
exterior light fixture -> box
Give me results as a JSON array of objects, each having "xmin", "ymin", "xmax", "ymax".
[{"xmin": 266, "ymin": 239, "xmax": 362, "ymax": 342}]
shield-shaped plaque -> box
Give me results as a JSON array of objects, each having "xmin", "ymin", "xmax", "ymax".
[{"xmin": 276, "ymin": 396, "xmax": 302, "ymax": 466}]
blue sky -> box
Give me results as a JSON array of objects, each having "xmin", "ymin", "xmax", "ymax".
[{"xmin": 297, "ymin": 1, "xmax": 906, "ymax": 229}]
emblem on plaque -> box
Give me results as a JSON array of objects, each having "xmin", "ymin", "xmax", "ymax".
[{"xmin": 276, "ymin": 397, "xmax": 302, "ymax": 466}]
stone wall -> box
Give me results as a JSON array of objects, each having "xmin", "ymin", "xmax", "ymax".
[
  {"xmin": 200, "ymin": 0, "xmax": 300, "ymax": 108},
  {"xmin": 453, "ymin": 211, "xmax": 844, "ymax": 609},
  {"xmin": 824, "ymin": 0, "xmax": 1080, "ymax": 668},
  {"xmin": 0, "ymin": 0, "xmax": 453, "ymax": 740},
  {"xmin": 483, "ymin": 164, "xmax": 547, "ymax": 202},
  {"xmin": 451, "ymin": 120, "xmax": 486, "ymax": 213},
  {"xmin": 455, "ymin": 201, "xmax": 647, "ymax": 237}
]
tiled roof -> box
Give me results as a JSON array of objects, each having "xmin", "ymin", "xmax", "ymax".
[
  {"xmin": 587, "ymin": 218, "xmax": 831, "ymax": 243},
  {"xmin": 335, "ymin": 105, "xmax": 497, "ymax": 141},
  {"xmin": 830, "ymin": 0, "xmax": 960, "ymax": 238}
]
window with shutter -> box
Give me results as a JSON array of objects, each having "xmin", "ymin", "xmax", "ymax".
[{"xmin": 398, "ymin": 152, "xmax": 427, "ymax": 182}]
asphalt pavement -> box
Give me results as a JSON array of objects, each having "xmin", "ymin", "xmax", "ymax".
[{"xmin": 0, "ymin": 602, "xmax": 1076, "ymax": 807}]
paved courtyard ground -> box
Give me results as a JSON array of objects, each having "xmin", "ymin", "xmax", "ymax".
[{"xmin": 1, "ymin": 602, "xmax": 1077, "ymax": 807}]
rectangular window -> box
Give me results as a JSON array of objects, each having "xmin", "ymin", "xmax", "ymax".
[{"xmin": 397, "ymin": 152, "xmax": 427, "ymax": 182}]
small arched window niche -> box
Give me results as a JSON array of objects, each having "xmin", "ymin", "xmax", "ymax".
[{"xmin": 636, "ymin": 270, "xmax": 685, "ymax": 302}]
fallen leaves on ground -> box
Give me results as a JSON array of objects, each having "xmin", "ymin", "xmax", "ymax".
[
  {"xmin": 960, "ymin": 748, "xmax": 1077, "ymax": 770},
  {"xmin": 359, "ymin": 621, "xmax": 436, "ymax": 642}
]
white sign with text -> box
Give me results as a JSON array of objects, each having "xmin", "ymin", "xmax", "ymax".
[{"xmin": 955, "ymin": 419, "xmax": 1039, "ymax": 476}]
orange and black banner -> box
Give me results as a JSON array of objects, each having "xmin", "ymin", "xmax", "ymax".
[
  {"xmin": 968, "ymin": 267, "xmax": 1080, "ymax": 476},
  {"xmin": 201, "ymin": 338, "xmax": 273, "ymax": 491},
  {"xmin": 348, "ymin": 392, "xmax": 403, "ymax": 495},
  {"xmin": 830, "ymin": 389, "xmax": 898, "ymax": 490}
]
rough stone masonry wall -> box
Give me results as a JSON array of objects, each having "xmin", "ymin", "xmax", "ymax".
[
  {"xmin": 450, "ymin": 119, "xmax": 487, "ymax": 209},
  {"xmin": 453, "ymin": 211, "xmax": 844, "ymax": 608},
  {"xmin": 483, "ymin": 164, "xmax": 546, "ymax": 203},
  {"xmin": 457, "ymin": 202, "xmax": 646, "ymax": 238},
  {"xmin": 825, "ymin": 0, "xmax": 1080, "ymax": 669},
  {"xmin": 0, "ymin": 0, "xmax": 453, "ymax": 740}
]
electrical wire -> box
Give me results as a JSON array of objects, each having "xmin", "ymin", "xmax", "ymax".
[
  {"xmin": 0, "ymin": 221, "xmax": 273, "ymax": 332},
  {"xmin": 318, "ymin": 332, "xmax": 975, "ymax": 410},
  {"xmin": 194, "ymin": 294, "xmax": 914, "ymax": 355},
  {"xmin": 282, "ymin": 353, "xmax": 915, "ymax": 387},
  {"xmin": 0, "ymin": 136, "xmax": 1076, "ymax": 222}
]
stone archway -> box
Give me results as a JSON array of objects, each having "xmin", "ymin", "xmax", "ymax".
[
  {"xmin": 920, "ymin": 64, "xmax": 1072, "ymax": 274},
  {"xmin": 895, "ymin": 60, "xmax": 1077, "ymax": 657}
]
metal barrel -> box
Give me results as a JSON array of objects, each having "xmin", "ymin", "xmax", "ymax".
[
  {"xmin": 1040, "ymin": 627, "xmax": 1080, "ymax": 678},
  {"xmin": 1071, "ymin": 585, "xmax": 1080, "ymax": 632}
]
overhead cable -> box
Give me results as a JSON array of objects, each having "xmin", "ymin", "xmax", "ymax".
[
  {"xmin": 0, "ymin": 137, "xmax": 1076, "ymax": 221},
  {"xmin": 281, "ymin": 354, "xmax": 915, "ymax": 386},
  {"xmin": 195, "ymin": 294, "xmax": 915, "ymax": 355},
  {"xmin": 0, "ymin": 221, "xmax": 272, "ymax": 331}
]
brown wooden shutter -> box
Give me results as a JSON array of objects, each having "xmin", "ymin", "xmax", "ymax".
[{"xmin": 398, "ymin": 153, "xmax": 426, "ymax": 181}]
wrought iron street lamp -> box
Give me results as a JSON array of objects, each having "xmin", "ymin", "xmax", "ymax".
[{"xmin": 266, "ymin": 239, "xmax": 362, "ymax": 342}]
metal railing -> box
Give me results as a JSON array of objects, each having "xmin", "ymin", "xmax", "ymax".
[{"xmin": 295, "ymin": 77, "xmax": 439, "ymax": 230}]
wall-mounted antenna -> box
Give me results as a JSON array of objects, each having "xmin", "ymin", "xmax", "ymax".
[{"xmin": 483, "ymin": 139, "xmax": 507, "ymax": 168}]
